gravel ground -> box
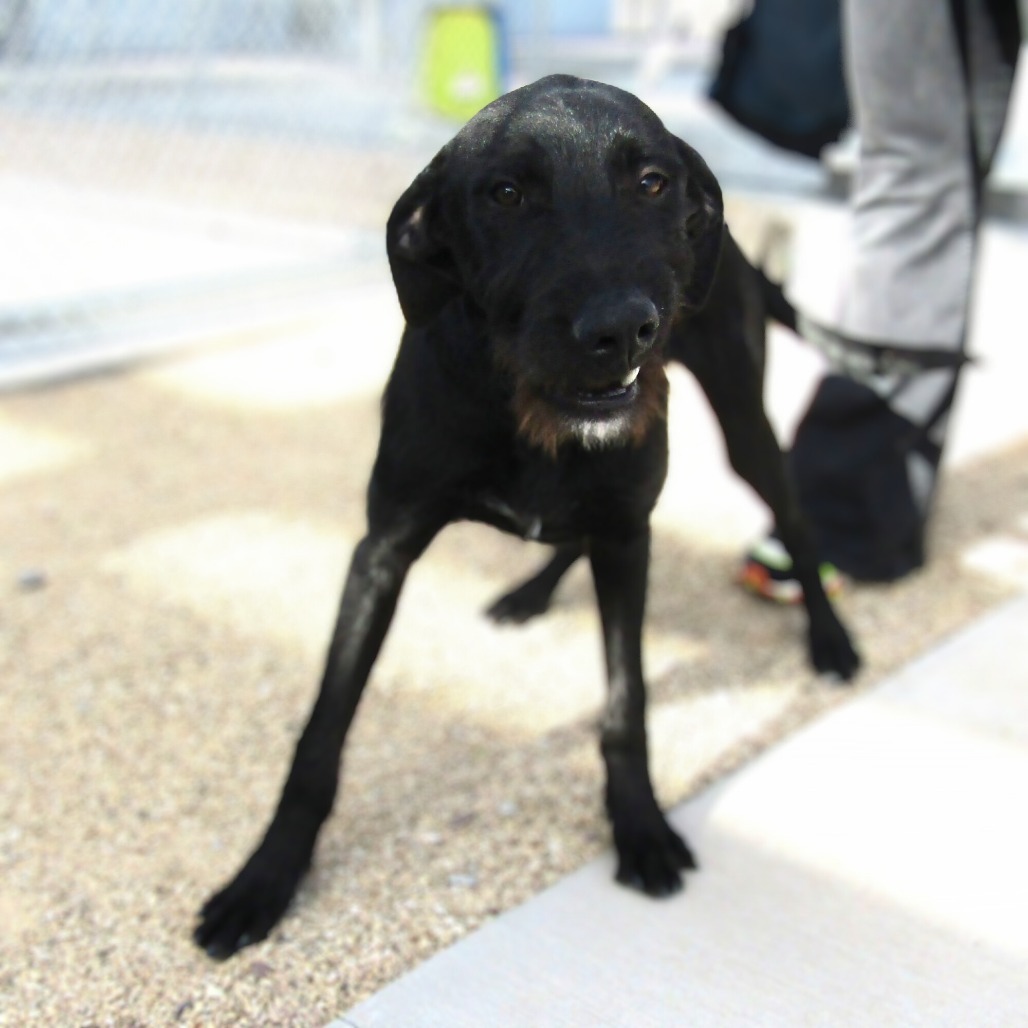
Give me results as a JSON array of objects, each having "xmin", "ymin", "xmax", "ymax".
[
  {"xmin": 2, "ymin": 116, "xmax": 1026, "ymax": 1024},
  {"xmin": 2, "ymin": 300, "xmax": 1024, "ymax": 1025}
]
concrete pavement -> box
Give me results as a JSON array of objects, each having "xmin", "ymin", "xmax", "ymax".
[{"xmin": 338, "ymin": 594, "xmax": 1028, "ymax": 1026}]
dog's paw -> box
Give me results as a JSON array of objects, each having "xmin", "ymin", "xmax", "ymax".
[
  {"xmin": 810, "ymin": 621, "xmax": 861, "ymax": 683},
  {"xmin": 485, "ymin": 582, "xmax": 553, "ymax": 625},
  {"xmin": 194, "ymin": 856, "xmax": 305, "ymax": 960},
  {"xmin": 613, "ymin": 815, "xmax": 696, "ymax": 898}
]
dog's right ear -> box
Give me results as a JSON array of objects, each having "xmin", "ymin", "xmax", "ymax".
[{"xmin": 387, "ymin": 155, "xmax": 461, "ymax": 327}]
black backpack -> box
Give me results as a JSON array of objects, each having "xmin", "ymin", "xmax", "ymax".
[
  {"xmin": 788, "ymin": 371, "xmax": 962, "ymax": 581},
  {"xmin": 708, "ymin": 0, "xmax": 850, "ymax": 158}
]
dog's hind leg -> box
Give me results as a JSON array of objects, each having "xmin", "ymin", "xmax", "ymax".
[
  {"xmin": 683, "ymin": 334, "xmax": 861, "ymax": 681},
  {"xmin": 485, "ymin": 542, "xmax": 583, "ymax": 624},
  {"xmin": 194, "ymin": 514, "xmax": 442, "ymax": 959},
  {"xmin": 735, "ymin": 425, "xmax": 859, "ymax": 679},
  {"xmin": 591, "ymin": 529, "xmax": 696, "ymax": 895}
]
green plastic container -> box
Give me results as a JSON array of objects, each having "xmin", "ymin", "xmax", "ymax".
[{"xmin": 421, "ymin": 6, "xmax": 505, "ymax": 121}]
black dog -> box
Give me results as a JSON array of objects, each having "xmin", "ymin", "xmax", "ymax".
[{"xmin": 194, "ymin": 75, "xmax": 859, "ymax": 959}]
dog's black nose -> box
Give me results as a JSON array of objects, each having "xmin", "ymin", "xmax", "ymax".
[{"xmin": 572, "ymin": 293, "xmax": 660, "ymax": 365}]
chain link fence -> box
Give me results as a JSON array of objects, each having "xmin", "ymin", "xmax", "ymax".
[
  {"xmin": 0, "ymin": 2, "xmax": 451, "ymax": 229},
  {"xmin": 0, "ymin": 0, "xmax": 739, "ymax": 386}
]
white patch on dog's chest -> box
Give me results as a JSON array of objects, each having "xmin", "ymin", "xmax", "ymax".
[{"xmin": 570, "ymin": 414, "xmax": 633, "ymax": 449}]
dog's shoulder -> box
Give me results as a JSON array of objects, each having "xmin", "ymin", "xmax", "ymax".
[
  {"xmin": 382, "ymin": 305, "xmax": 509, "ymax": 441},
  {"xmin": 371, "ymin": 304, "xmax": 514, "ymax": 500}
]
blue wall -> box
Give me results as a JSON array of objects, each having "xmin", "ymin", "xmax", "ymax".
[
  {"xmin": 503, "ymin": 0, "xmax": 611, "ymax": 37},
  {"xmin": 14, "ymin": 0, "xmax": 615, "ymax": 60}
]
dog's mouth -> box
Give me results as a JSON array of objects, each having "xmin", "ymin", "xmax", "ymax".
[
  {"xmin": 560, "ymin": 366, "xmax": 641, "ymax": 414},
  {"xmin": 512, "ymin": 358, "xmax": 668, "ymax": 454}
]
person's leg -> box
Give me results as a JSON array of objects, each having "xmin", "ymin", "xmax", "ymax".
[
  {"xmin": 839, "ymin": 0, "xmax": 975, "ymax": 353},
  {"xmin": 746, "ymin": 0, "xmax": 1020, "ymax": 587},
  {"xmin": 837, "ymin": 0, "xmax": 1018, "ymax": 432},
  {"xmin": 784, "ymin": 0, "xmax": 1020, "ymax": 580}
]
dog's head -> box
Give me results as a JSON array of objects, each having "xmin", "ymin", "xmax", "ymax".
[{"xmin": 388, "ymin": 75, "xmax": 724, "ymax": 454}]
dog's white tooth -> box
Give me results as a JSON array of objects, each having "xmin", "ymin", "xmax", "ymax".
[{"xmin": 621, "ymin": 367, "xmax": 640, "ymax": 387}]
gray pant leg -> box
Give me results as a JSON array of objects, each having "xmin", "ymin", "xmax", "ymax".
[
  {"xmin": 839, "ymin": 0, "xmax": 975, "ymax": 352},
  {"xmin": 834, "ymin": 0, "xmax": 1016, "ymax": 486},
  {"xmin": 793, "ymin": 1, "xmax": 1019, "ymax": 547}
]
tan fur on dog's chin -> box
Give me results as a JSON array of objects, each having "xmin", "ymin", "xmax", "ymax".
[{"xmin": 512, "ymin": 359, "xmax": 669, "ymax": 458}]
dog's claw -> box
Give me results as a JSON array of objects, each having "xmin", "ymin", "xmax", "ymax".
[
  {"xmin": 810, "ymin": 623, "xmax": 861, "ymax": 683},
  {"xmin": 613, "ymin": 815, "xmax": 695, "ymax": 898},
  {"xmin": 194, "ymin": 856, "xmax": 305, "ymax": 959}
]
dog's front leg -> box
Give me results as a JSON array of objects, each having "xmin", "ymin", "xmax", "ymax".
[
  {"xmin": 590, "ymin": 529, "xmax": 696, "ymax": 897},
  {"xmin": 194, "ymin": 520, "xmax": 436, "ymax": 959}
]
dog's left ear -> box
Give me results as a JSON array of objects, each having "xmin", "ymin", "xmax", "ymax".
[
  {"xmin": 387, "ymin": 154, "xmax": 462, "ymax": 327},
  {"xmin": 675, "ymin": 137, "xmax": 725, "ymax": 310}
]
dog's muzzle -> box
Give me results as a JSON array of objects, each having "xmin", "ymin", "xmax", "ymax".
[
  {"xmin": 508, "ymin": 289, "xmax": 669, "ymax": 453},
  {"xmin": 559, "ymin": 290, "xmax": 658, "ymax": 417}
]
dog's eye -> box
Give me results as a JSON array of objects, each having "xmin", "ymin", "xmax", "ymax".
[
  {"xmin": 639, "ymin": 171, "xmax": 669, "ymax": 198},
  {"xmin": 490, "ymin": 182, "xmax": 523, "ymax": 208}
]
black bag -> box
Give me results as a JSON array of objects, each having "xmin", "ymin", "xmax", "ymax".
[
  {"xmin": 708, "ymin": 0, "xmax": 850, "ymax": 158},
  {"xmin": 787, "ymin": 374, "xmax": 958, "ymax": 581}
]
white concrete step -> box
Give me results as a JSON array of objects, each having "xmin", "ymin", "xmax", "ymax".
[{"xmin": 336, "ymin": 595, "xmax": 1028, "ymax": 1027}]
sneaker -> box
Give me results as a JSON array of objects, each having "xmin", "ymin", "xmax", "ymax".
[{"xmin": 739, "ymin": 534, "xmax": 842, "ymax": 604}]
